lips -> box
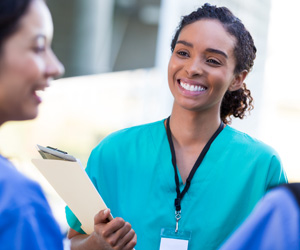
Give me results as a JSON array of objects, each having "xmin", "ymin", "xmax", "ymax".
[{"xmin": 178, "ymin": 79, "xmax": 207, "ymax": 92}]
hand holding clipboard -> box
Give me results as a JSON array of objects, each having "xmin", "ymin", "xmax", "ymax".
[
  {"xmin": 33, "ymin": 145, "xmax": 136, "ymax": 249},
  {"xmin": 32, "ymin": 145, "xmax": 113, "ymax": 234}
]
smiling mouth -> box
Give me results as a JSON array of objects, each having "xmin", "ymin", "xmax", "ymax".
[
  {"xmin": 32, "ymin": 85, "xmax": 48, "ymax": 103},
  {"xmin": 178, "ymin": 80, "xmax": 207, "ymax": 92}
]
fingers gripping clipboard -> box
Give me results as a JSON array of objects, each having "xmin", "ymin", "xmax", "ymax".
[{"xmin": 32, "ymin": 145, "xmax": 113, "ymax": 234}]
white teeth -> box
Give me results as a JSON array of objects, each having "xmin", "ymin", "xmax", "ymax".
[
  {"xmin": 180, "ymin": 81, "xmax": 206, "ymax": 92},
  {"xmin": 34, "ymin": 89, "xmax": 45, "ymax": 98}
]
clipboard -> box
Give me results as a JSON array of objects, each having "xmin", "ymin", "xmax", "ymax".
[
  {"xmin": 36, "ymin": 144, "xmax": 77, "ymax": 161},
  {"xmin": 32, "ymin": 145, "xmax": 113, "ymax": 234}
]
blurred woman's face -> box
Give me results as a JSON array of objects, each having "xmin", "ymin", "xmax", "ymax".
[{"xmin": 0, "ymin": 0, "xmax": 64, "ymax": 125}]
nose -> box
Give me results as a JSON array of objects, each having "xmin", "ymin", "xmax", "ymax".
[
  {"xmin": 45, "ymin": 49, "xmax": 65, "ymax": 79},
  {"xmin": 185, "ymin": 57, "xmax": 203, "ymax": 77}
]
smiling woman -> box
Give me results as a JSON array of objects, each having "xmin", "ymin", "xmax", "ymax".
[
  {"xmin": 0, "ymin": 0, "xmax": 64, "ymax": 249},
  {"xmin": 64, "ymin": 3, "xmax": 287, "ymax": 250},
  {"xmin": 0, "ymin": 0, "xmax": 64, "ymax": 124}
]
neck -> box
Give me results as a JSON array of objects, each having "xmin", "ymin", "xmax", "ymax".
[{"xmin": 168, "ymin": 105, "xmax": 222, "ymax": 147}]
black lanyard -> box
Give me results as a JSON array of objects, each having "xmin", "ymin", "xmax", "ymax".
[{"xmin": 166, "ymin": 116, "xmax": 224, "ymax": 231}]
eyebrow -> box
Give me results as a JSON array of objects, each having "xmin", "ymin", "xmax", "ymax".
[
  {"xmin": 205, "ymin": 48, "xmax": 228, "ymax": 59},
  {"xmin": 176, "ymin": 40, "xmax": 228, "ymax": 59},
  {"xmin": 176, "ymin": 40, "xmax": 193, "ymax": 48}
]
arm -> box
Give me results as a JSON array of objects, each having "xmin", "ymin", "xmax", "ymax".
[{"xmin": 68, "ymin": 209, "xmax": 137, "ymax": 250}]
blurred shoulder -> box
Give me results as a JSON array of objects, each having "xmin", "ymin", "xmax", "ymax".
[{"xmin": 0, "ymin": 155, "xmax": 48, "ymax": 211}]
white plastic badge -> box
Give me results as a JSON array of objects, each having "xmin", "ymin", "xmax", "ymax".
[
  {"xmin": 159, "ymin": 228, "xmax": 191, "ymax": 250},
  {"xmin": 160, "ymin": 238, "xmax": 188, "ymax": 250}
]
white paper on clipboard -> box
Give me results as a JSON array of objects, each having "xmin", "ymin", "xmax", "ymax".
[{"xmin": 32, "ymin": 158, "xmax": 110, "ymax": 234}]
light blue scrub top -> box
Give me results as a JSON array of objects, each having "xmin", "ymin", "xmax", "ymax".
[
  {"xmin": 66, "ymin": 119, "xmax": 287, "ymax": 250},
  {"xmin": 0, "ymin": 155, "xmax": 64, "ymax": 250}
]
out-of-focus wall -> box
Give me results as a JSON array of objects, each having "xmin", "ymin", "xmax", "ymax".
[
  {"xmin": 48, "ymin": 0, "xmax": 115, "ymax": 76},
  {"xmin": 48, "ymin": 0, "xmax": 161, "ymax": 77},
  {"xmin": 260, "ymin": 0, "xmax": 300, "ymax": 182}
]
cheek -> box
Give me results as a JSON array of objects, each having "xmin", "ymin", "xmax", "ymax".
[
  {"xmin": 5, "ymin": 48, "xmax": 45, "ymax": 78},
  {"xmin": 0, "ymin": 57, "xmax": 43, "ymax": 104},
  {"xmin": 210, "ymin": 71, "xmax": 234, "ymax": 91},
  {"xmin": 14, "ymin": 57, "xmax": 43, "ymax": 81},
  {"xmin": 168, "ymin": 57, "xmax": 179, "ymax": 83}
]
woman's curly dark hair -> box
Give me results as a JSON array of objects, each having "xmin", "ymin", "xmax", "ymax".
[{"xmin": 171, "ymin": 3, "xmax": 256, "ymax": 124}]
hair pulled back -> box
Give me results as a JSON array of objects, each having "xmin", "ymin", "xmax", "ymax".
[{"xmin": 171, "ymin": 3, "xmax": 256, "ymax": 124}]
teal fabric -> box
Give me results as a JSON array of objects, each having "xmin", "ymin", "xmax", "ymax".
[{"xmin": 65, "ymin": 119, "xmax": 287, "ymax": 250}]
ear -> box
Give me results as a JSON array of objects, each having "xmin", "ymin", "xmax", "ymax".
[{"xmin": 228, "ymin": 70, "xmax": 248, "ymax": 91}]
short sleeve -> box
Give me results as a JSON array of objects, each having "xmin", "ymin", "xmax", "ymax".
[
  {"xmin": 65, "ymin": 206, "xmax": 85, "ymax": 234},
  {"xmin": 265, "ymin": 155, "xmax": 288, "ymax": 191}
]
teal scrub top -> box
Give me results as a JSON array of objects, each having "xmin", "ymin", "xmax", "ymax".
[{"xmin": 66, "ymin": 119, "xmax": 287, "ymax": 250}]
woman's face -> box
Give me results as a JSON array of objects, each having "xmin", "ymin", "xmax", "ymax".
[
  {"xmin": 168, "ymin": 19, "xmax": 244, "ymax": 114},
  {"xmin": 0, "ymin": 0, "xmax": 64, "ymax": 124}
]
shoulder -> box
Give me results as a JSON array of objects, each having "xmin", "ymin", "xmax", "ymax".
[
  {"xmin": 0, "ymin": 155, "xmax": 49, "ymax": 212},
  {"xmin": 85, "ymin": 119, "xmax": 166, "ymax": 179},
  {"xmin": 0, "ymin": 156, "xmax": 63, "ymax": 249},
  {"xmin": 219, "ymin": 185, "xmax": 299, "ymax": 250},
  {"xmin": 223, "ymin": 127, "xmax": 286, "ymax": 185},
  {"xmin": 223, "ymin": 126, "xmax": 279, "ymax": 157},
  {"xmin": 255, "ymin": 184, "xmax": 300, "ymax": 226},
  {"xmin": 276, "ymin": 183, "xmax": 300, "ymax": 207}
]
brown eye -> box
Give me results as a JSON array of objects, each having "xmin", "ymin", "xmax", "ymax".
[
  {"xmin": 34, "ymin": 35, "xmax": 47, "ymax": 54},
  {"xmin": 176, "ymin": 51, "xmax": 189, "ymax": 57},
  {"xmin": 33, "ymin": 47, "xmax": 46, "ymax": 53},
  {"xmin": 206, "ymin": 58, "xmax": 221, "ymax": 65}
]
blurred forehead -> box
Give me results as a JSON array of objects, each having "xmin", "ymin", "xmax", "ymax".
[{"xmin": 16, "ymin": 0, "xmax": 53, "ymax": 42}]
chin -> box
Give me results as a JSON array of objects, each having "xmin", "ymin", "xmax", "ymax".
[
  {"xmin": 21, "ymin": 108, "xmax": 39, "ymax": 121},
  {"xmin": 28, "ymin": 111, "xmax": 39, "ymax": 120}
]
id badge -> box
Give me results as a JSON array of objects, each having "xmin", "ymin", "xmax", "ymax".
[{"xmin": 159, "ymin": 228, "xmax": 191, "ymax": 250}]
